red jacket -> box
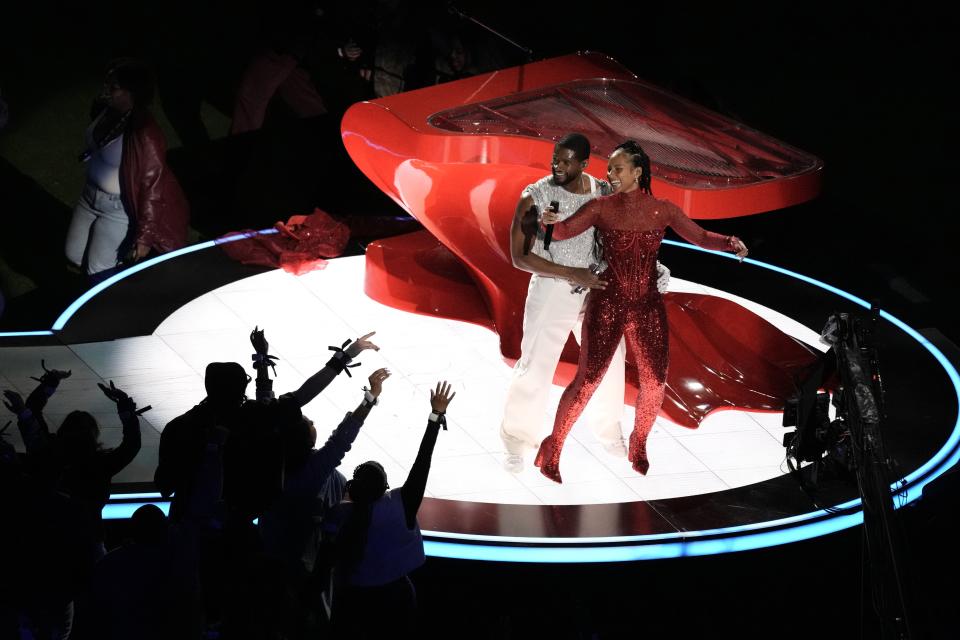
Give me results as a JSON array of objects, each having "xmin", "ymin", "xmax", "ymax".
[{"xmin": 118, "ymin": 109, "xmax": 190, "ymax": 253}]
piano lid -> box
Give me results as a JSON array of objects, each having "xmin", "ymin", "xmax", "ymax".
[
  {"xmin": 343, "ymin": 51, "xmax": 822, "ymax": 219},
  {"xmin": 428, "ymin": 77, "xmax": 821, "ymax": 192},
  {"xmin": 342, "ymin": 52, "xmax": 824, "ymax": 359}
]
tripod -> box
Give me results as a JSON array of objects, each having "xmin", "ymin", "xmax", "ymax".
[{"xmin": 833, "ymin": 311, "xmax": 916, "ymax": 639}]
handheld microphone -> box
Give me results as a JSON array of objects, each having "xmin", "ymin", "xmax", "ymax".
[{"xmin": 543, "ymin": 200, "xmax": 559, "ymax": 250}]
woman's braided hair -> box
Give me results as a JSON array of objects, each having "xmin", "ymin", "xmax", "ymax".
[{"xmin": 612, "ymin": 140, "xmax": 653, "ymax": 195}]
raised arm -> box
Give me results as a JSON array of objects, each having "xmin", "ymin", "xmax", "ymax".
[
  {"xmin": 666, "ymin": 202, "xmax": 748, "ymax": 257},
  {"xmin": 25, "ymin": 361, "xmax": 72, "ymax": 414},
  {"xmin": 548, "ymin": 197, "xmax": 602, "ymax": 241},
  {"xmin": 4, "ymin": 362, "xmax": 73, "ymax": 453},
  {"xmin": 296, "ymin": 369, "xmax": 390, "ymax": 492},
  {"xmin": 5, "ymin": 390, "xmax": 49, "ymax": 454},
  {"xmin": 97, "ymin": 381, "xmax": 142, "ymax": 477},
  {"xmin": 291, "ymin": 332, "xmax": 380, "ymax": 408},
  {"xmin": 400, "ymin": 381, "xmax": 455, "ymax": 528},
  {"xmin": 250, "ymin": 326, "xmax": 278, "ymax": 403}
]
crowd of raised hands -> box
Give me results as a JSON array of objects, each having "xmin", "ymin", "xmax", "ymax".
[{"xmin": 1, "ymin": 327, "xmax": 456, "ymax": 639}]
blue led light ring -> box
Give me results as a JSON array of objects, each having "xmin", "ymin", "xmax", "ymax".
[
  {"xmin": 662, "ymin": 240, "xmax": 960, "ymax": 498},
  {"xmin": 79, "ymin": 236, "xmax": 957, "ymax": 561},
  {"xmin": 412, "ymin": 243, "xmax": 958, "ymax": 559},
  {"xmin": 420, "ymin": 499, "xmax": 864, "ymax": 547},
  {"xmin": 424, "ymin": 510, "xmax": 865, "ymax": 563},
  {"xmin": 51, "ymin": 229, "xmax": 279, "ymax": 331},
  {"xmin": 0, "ymin": 330, "xmax": 56, "ymax": 338}
]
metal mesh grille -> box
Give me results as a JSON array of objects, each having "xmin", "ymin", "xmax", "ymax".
[{"xmin": 428, "ymin": 79, "xmax": 818, "ymax": 188}]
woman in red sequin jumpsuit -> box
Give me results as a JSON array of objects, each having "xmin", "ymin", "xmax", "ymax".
[{"xmin": 535, "ymin": 141, "xmax": 749, "ymax": 483}]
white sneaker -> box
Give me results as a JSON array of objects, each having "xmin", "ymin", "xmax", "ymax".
[
  {"xmin": 602, "ymin": 437, "xmax": 628, "ymax": 458},
  {"xmin": 503, "ymin": 453, "xmax": 524, "ymax": 473}
]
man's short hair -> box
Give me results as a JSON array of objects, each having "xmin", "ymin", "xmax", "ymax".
[{"xmin": 556, "ymin": 133, "xmax": 591, "ymax": 162}]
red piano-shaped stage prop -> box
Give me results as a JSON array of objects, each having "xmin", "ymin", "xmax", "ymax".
[{"xmin": 342, "ymin": 51, "xmax": 825, "ymax": 428}]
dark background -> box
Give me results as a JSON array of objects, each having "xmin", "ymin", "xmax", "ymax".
[
  {"xmin": 0, "ymin": 1, "xmax": 955, "ymax": 340},
  {"xmin": 1, "ymin": 1, "xmax": 957, "ymax": 637}
]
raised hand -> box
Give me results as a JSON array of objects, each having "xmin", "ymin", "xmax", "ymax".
[
  {"xmin": 250, "ymin": 326, "xmax": 278, "ymax": 373},
  {"xmin": 429, "ymin": 381, "xmax": 456, "ymax": 413},
  {"xmin": 2, "ymin": 390, "xmax": 25, "ymax": 415},
  {"xmin": 31, "ymin": 360, "xmax": 72, "ymax": 386},
  {"xmin": 250, "ymin": 326, "xmax": 269, "ymax": 355},
  {"xmin": 97, "ymin": 380, "xmax": 130, "ymax": 405},
  {"xmin": 729, "ymin": 236, "xmax": 749, "ymax": 261},
  {"xmin": 367, "ymin": 368, "xmax": 391, "ymax": 398},
  {"xmin": 345, "ymin": 331, "xmax": 380, "ymax": 358}
]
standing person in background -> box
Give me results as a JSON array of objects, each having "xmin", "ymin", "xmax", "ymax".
[{"xmin": 66, "ymin": 58, "xmax": 189, "ymax": 279}]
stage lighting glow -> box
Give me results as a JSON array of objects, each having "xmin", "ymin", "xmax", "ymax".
[
  {"xmin": 51, "ymin": 229, "xmax": 278, "ymax": 331},
  {"xmin": 103, "ymin": 501, "xmax": 170, "ymax": 520},
  {"xmin": 878, "ymin": 309, "xmax": 960, "ymax": 502},
  {"xmin": 43, "ymin": 233, "xmax": 960, "ymax": 562},
  {"xmin": 0, "ymin": 330, "xmax": 54, "ymax": 337},
  {"xmin": 423, "ymin": 510, "xmax": 864, "ymax": 563}
]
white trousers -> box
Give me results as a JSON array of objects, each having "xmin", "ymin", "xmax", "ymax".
[
  {"xmin": 500, "ymin": 275, "xmax": 626, "ymax": 454},
  {"xmin": 65, "ymin": 182, "xmax": 130, "ymax": 275}
]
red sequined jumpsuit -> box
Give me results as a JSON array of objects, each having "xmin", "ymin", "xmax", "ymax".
[{"xmin": 535, "ymin": 188, "xmax": 738, "ymax": 482}]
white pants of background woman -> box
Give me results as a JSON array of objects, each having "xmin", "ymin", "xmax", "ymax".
[{"xmin": 65, "ymin": 182, "xmax": 130, "ymax": 275}]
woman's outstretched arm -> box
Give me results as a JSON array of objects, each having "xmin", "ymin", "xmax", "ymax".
[
  {"xmin": 666, "ymin": 202, "xmax": 748, "ymax": 257},
  {"xmin": 400, "ymin": 381, "xmax": 456, "ymax": 528}
]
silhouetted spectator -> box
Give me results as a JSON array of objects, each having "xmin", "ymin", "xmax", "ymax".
[
  {"xmin": 9, "ymin": 472, "xmax": 96, "ymax": 640},
  {"xmin": 0, "ymin": 421, "xmax": 23, "ymax": 638},
  {"xmin": 156, "ymin": 328, "xmax": 378, "ymax": 521},
  {"xmin": 3, "ymin": 366, "xmax": 143, "ymax": 557},
  {"xmin": 327, "ymin": 380, "xmax": 456, "ymax": 638},
  {"xmin": 154, "ymin": 327, "xmax": 380, "ymax": 626},
  {"xmin": 83, "ymin": 504, "xmax": 203, "ymax": 639},
  {"xmin": 154, "ymin": 360, "xmax": 245, "ymax": 528},
  {"xmin": 66, "ymin": 58, "xmax": 189, "ymax": 279},
  {"xmin": 3, "ymin": 366, "xmax": 143, "ymax": 639},
  {"xmin": 259, "ymin": 368, "xmax": 390, "ymax": 637}
]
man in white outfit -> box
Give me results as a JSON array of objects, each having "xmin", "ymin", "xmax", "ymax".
[{"xmin": 500, "ymin": 133, "xmax": 669, "ymax": 472}]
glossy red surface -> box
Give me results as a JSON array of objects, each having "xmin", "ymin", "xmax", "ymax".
[
  {"xmin": 343, "ymin": 52, "xmax": 823, "ymax": 350},
  {"xmin": 343, "ymin": 51, "xmax": 821, "ymax": 217},
  {"xmin": 346, "ymin": 52, "xmax": 822, "ymax": 429},
  {"xmin": 365, "ymin": 231, "xmax": 821, "ymax": 427}
]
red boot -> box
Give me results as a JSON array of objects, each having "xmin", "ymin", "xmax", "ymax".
[
  {"xmin": 628, "ymin": 430, "xmax": 650, "ymax": 476},
  {"xmin": 534, "ymin": 435, "xmax": 563, "ymax": 484}
]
